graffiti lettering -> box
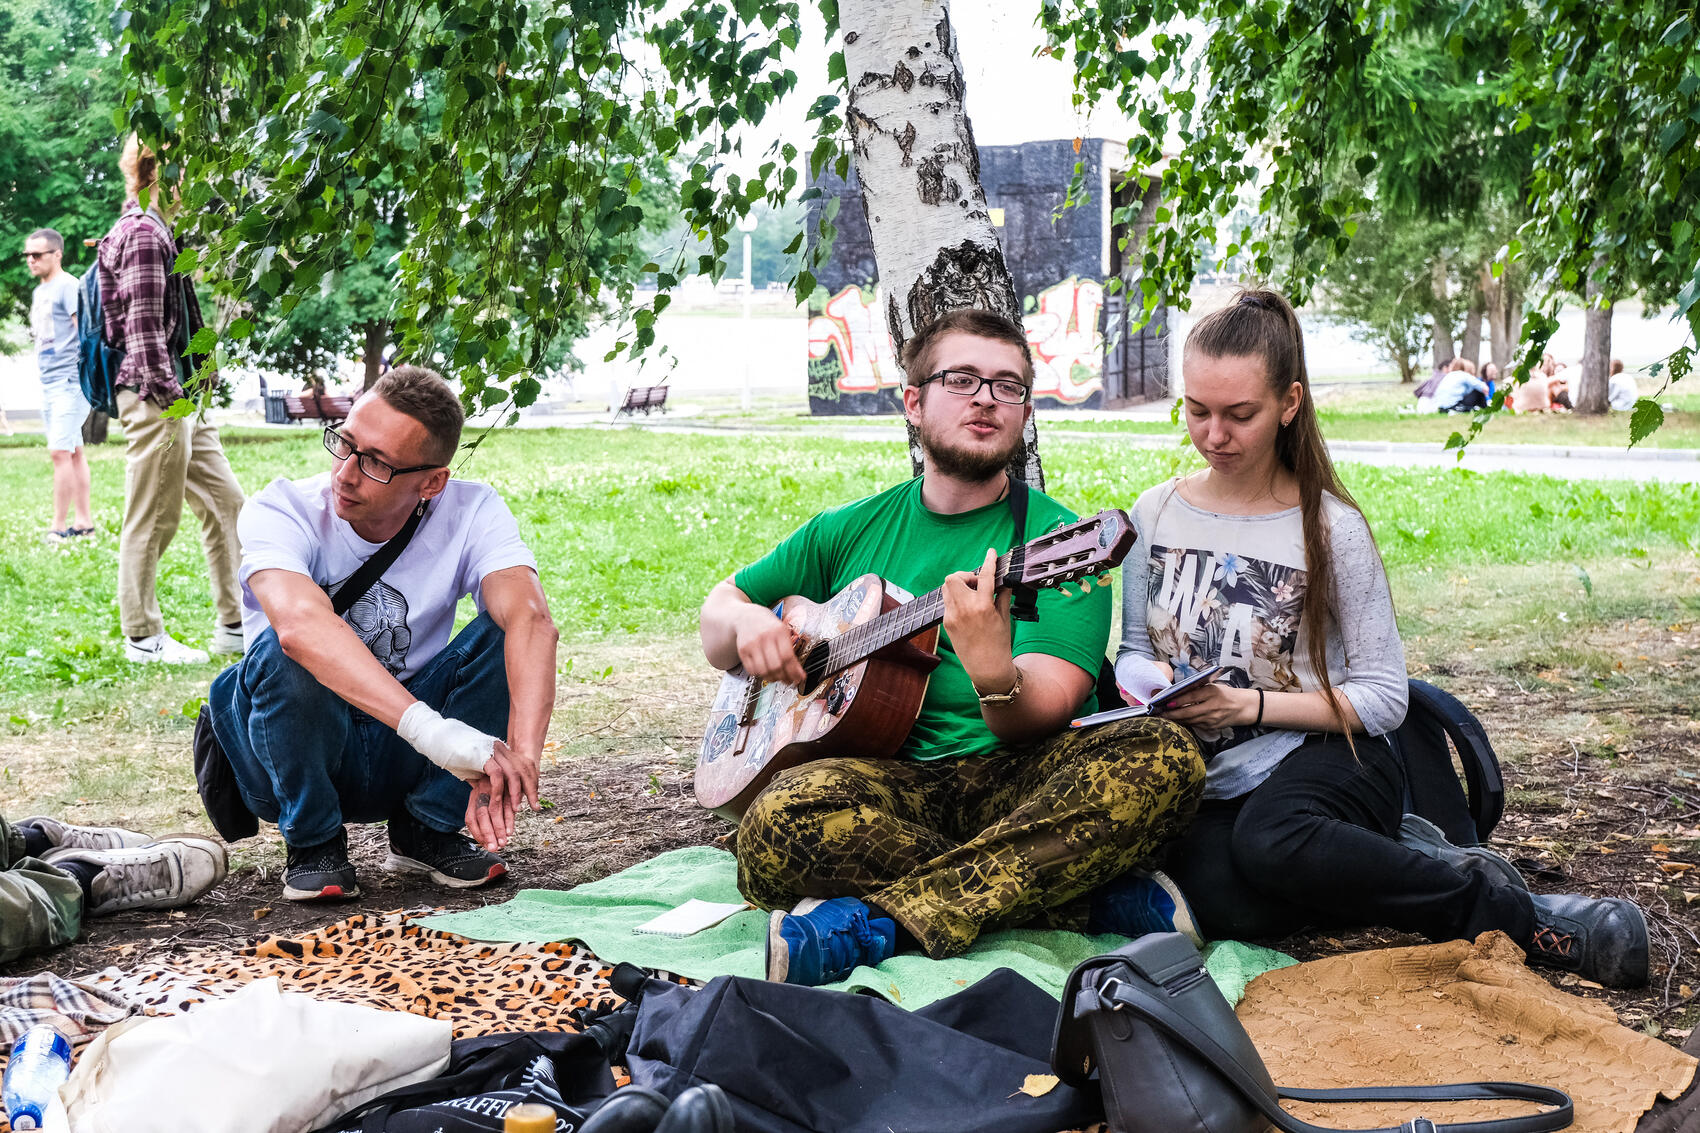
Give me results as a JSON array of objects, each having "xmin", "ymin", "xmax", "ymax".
[
  {"xmin": 1024, "ymin": 277, "xmax": 1104, "ymax": 404},
  {"xmin": 807, "ymin": 287, "xmax": 899, "ymax": 392}
]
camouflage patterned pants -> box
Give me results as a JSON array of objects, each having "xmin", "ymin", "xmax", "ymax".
[{"xmin": 735, "ymin": 716, "xmax": 1206, "ymax": 958}]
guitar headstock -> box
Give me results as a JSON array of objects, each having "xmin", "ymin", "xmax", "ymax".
[{"xmin": 1004, "ymin": 509, "xmax": 1136, "ymax": 591}]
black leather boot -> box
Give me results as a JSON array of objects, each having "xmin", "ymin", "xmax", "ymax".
[
  {"xmin": 579, "ymin": 1086, "xmax": 672, "ymax": 1133},
  {"xmin": 1526, "ymin": 893, "xmax": 1650, "ymax": 988},
  {"xmin": 654, "ymin": 1085, "xmax": 733, "ymax": 1133}
]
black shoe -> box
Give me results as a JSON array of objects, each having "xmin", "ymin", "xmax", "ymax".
[
  {"xmin": 384, "ymin": 812, "xmax": 508, "ymax": 888},
  {"xmin": 1526, "ymin": 893, "xmax": 1649, "ymax": 988},
  {"xmin": 579, "ymin": 1087, "xmax": 672, "ymax": 1133},
  {"xmin": 656, "ymin": 1085, "xmax": 733, "ymax": 1133},
  {"xmin": 283, "ymin": 828, "xmax": 360, "ymax": 901}
]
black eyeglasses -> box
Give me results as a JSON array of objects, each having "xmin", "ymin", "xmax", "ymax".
[
  {"xmin": 22, "ymin": 250, "xmax": 55, "ymax": 260},
  {"xmin": 920, "ymin": 369, "xmax": 1031, "ymax": 405},
  {"xmin": 323, "ymin": 426, "xmax": 440, "ymax": 484}
]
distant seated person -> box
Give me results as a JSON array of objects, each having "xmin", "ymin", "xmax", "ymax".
[
  {"xmin": 1432, "ymin": 358, "xmax": 1490, "ymax": 412},
  {"xmin": 1510, "ymin": 359, "xmax": 1571, "ymax": 413},
  {"xmin": 1608, "ymin": 359, "xmax": 1638, "ymax": 412},
  {"xmin": 2, "ymin": 813, "xmax": 225, "ymax": 964},
  {"xmin": 205, "ymin": 366, "xmax": 558, "ymax": 902}
]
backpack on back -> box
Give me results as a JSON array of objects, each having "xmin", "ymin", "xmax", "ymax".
[
  {"xmin": 78, "ymin": 210, "xmax": 209, "ymax": 416},
  {"xmin": 77, "ymin": 265, "xmax": 122, "ymax": 416}
]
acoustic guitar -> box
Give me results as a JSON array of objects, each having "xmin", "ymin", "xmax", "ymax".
[{"xmin": 695, "ymin": 508, "xmax": 1137, "ymax": 819}]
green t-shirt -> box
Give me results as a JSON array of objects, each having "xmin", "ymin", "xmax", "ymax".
[{"xmin": 733, "ymin": 477, "xmax": 1111, "ymax": 761}]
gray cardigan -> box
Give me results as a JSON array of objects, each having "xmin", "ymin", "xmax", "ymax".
[{"xmin": 1117, "ymin": 480, "xmax": 1408, "ymax": 799}]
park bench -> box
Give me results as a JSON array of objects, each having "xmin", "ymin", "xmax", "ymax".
[
  {"xmin": 264, "ymin": 390, "xmax": 356, "ymax": 425},
  {"xmin": 617, "ymin": 385, "xmax": 669, "ymax": 416}
]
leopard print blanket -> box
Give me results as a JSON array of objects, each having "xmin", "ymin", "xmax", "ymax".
[{"xmin": 89, "ymin": 909, "xmax": 683, "ymax": 1038}]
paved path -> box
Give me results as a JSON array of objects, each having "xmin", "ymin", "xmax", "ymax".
[{"xmin": 503, "ymin": 411, "xmax": 1700, "ymax": 484}]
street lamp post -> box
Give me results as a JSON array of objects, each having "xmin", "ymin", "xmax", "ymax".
[{"xmin": 736, "ymin": 213, "xmax": 758, "ymax": 411}]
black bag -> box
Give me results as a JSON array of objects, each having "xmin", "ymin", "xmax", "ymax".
[
  {"xmin": 626, "ymin": 967, "xmax": 1102, "ymax": 1133},
  {"xmin": 194, "ymin": 704, "xmax": 257, "ymax": 842},
  {"xmin": 1391, "ymin": 679, "xmax": 1505, "ymax": 845},
  {"xmin": 1052, "ymin": 933, "xmax": 1573, "ymax": 1133},
  {"xmin": 313, "ymin": 1027, "xmax": 623, "ymax": 1132}
]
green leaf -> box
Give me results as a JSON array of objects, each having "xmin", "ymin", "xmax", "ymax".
[
  {"xmin": 173, "ymin": 247, "xmax": 201, "ymax": 273},
  {"xmin": 186, "ymin": 327, "xmax": 219, "ymax": 354},
  {"xmin": 1628, "ymin": 398, "xmax": 1665, "ymax": 447},
  {"xmin": 1354, "ymin": 154, "xmax": 1375, "ymax": 177},
  {"xmin": 827, "ymin": 51, "xmax": 845, "ymax": 83}
]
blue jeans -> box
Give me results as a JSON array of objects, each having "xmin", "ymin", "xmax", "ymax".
[{"xmin": 209, "ymin": 613, "xmax": 510, "ymax": 848}]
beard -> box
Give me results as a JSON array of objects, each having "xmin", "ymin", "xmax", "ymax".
[{"xmin": 916, "ymin": 407, "xmax": 1025, "ymax": 482}]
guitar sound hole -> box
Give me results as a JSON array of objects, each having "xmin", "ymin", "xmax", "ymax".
[{"xmin": 800, "ymin": 641, "xmax": 831, "ymax": 695}]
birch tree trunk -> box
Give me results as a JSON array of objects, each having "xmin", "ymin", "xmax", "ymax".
[
  {"xmin": 1576, "ymin": 260, "xmax": 1613, "ymax": 415},
  {"xmin": 1479, "ymin": 264, "xmax": 1515, "ymax": 371},
  {"xmin": 839, "ymin": 0, "xmax": 1041, "ymax": 488},
  {"xmin": 1429, "ymin": 256, "xmax": 1455, "ymax": 368}
]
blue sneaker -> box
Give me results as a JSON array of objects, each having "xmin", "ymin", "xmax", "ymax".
[
  {"xmin": 1087, "ymin": 869, "xmax": 1205, "ymax": 947},
  {"xmin": 765, "ymin": 897, "xmax": 898, "ymax": 986}
]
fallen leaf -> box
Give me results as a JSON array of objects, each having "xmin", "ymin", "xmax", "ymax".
[
  {"xmin": 1017, "ymin": 1074, "xmax": 1060, "ymax": 1098},
  {"xmin": 253, "ymin": 906, "xmax": 272, "ymax": 921},
  {"xmin": 169, "ymin": 910, "xmax": 186, "ymax": 919},
  {"xmin": 1651, "ymin": 843, "xmax": 1671, "ymax": 854},
  {"xmin": 1683, "ymin": 891, "xmax": 1700, "ymax": 905},
  {"xmin": 1683, "ymin": 984, "xmax": 1695, "ymax": 999},
  {"xmin": 954, "ymin": 979, "xmax": 968, "ymax": 986},
  {"xmin": 1576, "ymin": 978, "xmax": 1604, "ymax": 990},
  {"xmin": 1659, "ymin": 861, "xmax": 1694, "ymax": 874}
]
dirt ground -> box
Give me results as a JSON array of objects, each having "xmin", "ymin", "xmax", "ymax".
[{"xmin": 5, "ymin": 618, "xmax": 1698, "ymax": 1051}]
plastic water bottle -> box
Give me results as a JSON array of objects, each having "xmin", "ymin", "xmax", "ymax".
[{"xmin": 2, "ymin": 1026, "xmax": 72, "ymax": 1131}]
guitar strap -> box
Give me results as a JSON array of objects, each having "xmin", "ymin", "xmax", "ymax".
[{"xmin": 1005, "ymin": 476, "xmax": 1041, "ymax": 622}]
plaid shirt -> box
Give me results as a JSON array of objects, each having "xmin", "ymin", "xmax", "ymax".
[{"xmin": 97, "ymin": 205, "xmax": 185, "ymax": 405}]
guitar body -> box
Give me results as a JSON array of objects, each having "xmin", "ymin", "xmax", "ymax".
[{"xmin": 695, "ymin": 573, "xmax": 940, "ymax": 820}]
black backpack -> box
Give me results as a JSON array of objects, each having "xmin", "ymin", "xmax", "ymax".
[{"xmin": 1091, "ymin": 667, "xmax": 1504, "ymax": 845}]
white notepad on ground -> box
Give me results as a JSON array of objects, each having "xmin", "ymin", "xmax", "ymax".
[{"xmin": 632, "ymin": 898, "xmax": 752, "ymax": 938}]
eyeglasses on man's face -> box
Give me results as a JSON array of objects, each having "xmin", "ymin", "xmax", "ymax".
[
  {"xmin": 323, "ymin": 426, "xmax": 440, "ymax": 485},
  {"xmin": 920, "ymin": 369, "xmax": 1032, "ymax": 405},
  {"xmin": 22, "ymin": 250, "xmax": 56, "ymax": 261}
]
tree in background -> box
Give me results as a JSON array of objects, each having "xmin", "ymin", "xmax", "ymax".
[
  {"xmin": 0, "ymin": 0, "xmax": 122, "ymax": 323},
  {"xmin": 1315, "ymin": 211, "xmax": 1441, "ymax": 384},
  {"xmin": 1043, "ymin": 0, "xmax": 1695, "ymax": 444}
]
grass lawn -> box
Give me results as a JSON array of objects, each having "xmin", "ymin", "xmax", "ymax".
[
  {"xmin": 698, "ymin": 384, "xmax": 1700, "ymax": 451},
  {"xmin": 1, "ymin": 424, "xmax": 1697, "ymax": 1032}
]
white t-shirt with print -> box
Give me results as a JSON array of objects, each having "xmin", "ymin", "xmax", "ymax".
[{"xmin": 237, "ymin": 473, "xmax": 537, "ymax": 683}]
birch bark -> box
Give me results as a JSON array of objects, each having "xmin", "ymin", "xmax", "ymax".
[{"xmin": 839, "ymin": 0, "xmax": 1042, "ymax": 487}]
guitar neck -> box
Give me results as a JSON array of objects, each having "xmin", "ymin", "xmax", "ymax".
[{"xmin": 821, "ymin": 550, "xmax": 1015, "ymax": 675}]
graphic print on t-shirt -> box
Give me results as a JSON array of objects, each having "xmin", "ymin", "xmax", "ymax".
[
  {"xmin": 1146, "ymin": 543, "xmax": 1305, "ymax": 753},
  {"xmin": 338, "ymin": 578, "xmax": 412, "ymax": 675}
]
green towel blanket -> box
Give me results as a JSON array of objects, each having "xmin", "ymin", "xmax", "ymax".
[{"xmin": 420, "ymin": 847, "xmax": 1293, "ymax": 1009}]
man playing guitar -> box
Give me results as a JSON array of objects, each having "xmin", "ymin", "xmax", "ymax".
[{"xmin": 698, "ymin": 309, "xmax": 1206, "ymax": 986}]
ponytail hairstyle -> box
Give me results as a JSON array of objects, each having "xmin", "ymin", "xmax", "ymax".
[{"xmin": 1185, "ymin": 288, "xmax": 1374, "ymax": 737}]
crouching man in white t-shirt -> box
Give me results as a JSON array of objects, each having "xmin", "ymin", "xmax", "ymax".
[{"xmin": 207, "ymin": 366, "xmax": 558, "ymax": 902}]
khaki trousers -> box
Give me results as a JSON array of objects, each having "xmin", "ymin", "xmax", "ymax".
[{"xmin": 116, "ymin": 389, "xmax": 245, "ymax": 638}]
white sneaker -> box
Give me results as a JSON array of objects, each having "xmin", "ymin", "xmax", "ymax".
[
  {"xmin": 124, "ymin": 632, "xmax": 209, "ymax": 665},
  {"xmin": 18, "ymin": 816, "xmax": 152, "ymax": 851},
  {"xmin": 44, "ymin": 836, "xmax": 228, "ymax": 915},
  {"xmin": 209, "ymin": 624, "xmax": 247, "ymax": 655}
]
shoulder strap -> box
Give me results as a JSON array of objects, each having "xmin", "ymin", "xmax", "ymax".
[
  {"xmin": 1005, "ymin": 477, "xmax": 1040, "ymax": 623},
  {"xmin": 1090, "ymin": 977, "xmax": 1573, "ymax": 1133},
  {"xmin": 332, "ymin": 499, "xmax": 428, "ymax": 617}
]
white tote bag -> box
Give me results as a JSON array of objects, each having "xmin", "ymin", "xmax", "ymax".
[{"xmin": 49, "ymin": 977, "xmax": 452, "ymax": 1133}]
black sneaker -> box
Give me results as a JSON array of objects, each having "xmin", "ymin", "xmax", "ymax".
[
  {"xmin": 283, "ymin": 828, "xmax": 360, "ymax": 901},
  {"xmin": 384, "ymin": 812, "xmax": 507, "ymax": 889}
]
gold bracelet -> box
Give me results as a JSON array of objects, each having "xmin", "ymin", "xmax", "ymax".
[{"xmin": 975, "ymin": 668, "xmax": 1022, "ymax": 706}]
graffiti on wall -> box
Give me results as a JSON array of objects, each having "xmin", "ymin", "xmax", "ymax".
[{"xmin": 806, "ymin": 278, "xmax": 1106, "ymax": 410}]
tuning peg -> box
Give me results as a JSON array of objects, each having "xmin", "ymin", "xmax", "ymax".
[
  {"xmin": 1097, "ymin": 572, "xmax": 1112, "ymax": 587},
  {"xmin": 1077, "ymin": 577, "xmax": 1094, "ymax": 593},
  {"xmin": 1056, "ymin": 585, "xmax": 1075, "ymax": 597}
]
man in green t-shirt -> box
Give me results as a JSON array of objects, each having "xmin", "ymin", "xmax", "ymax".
[{"xmin": 700, "ymin": 309, "xmax": 1207, "ymax": 986}]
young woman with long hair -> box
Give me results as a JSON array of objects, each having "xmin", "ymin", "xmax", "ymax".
[{"xmin": 1106, "ymin": 288, "xmax": 1648, "ymax": 988}]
